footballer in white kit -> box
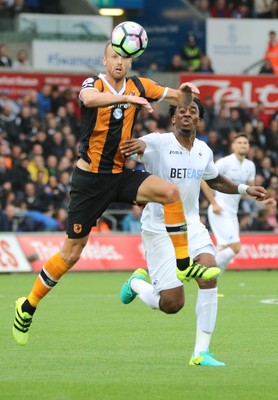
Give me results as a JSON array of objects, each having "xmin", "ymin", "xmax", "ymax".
[
  {"xmin": 120, "ymin": 101, "xmax": 267, "ymax": 367},
  {"xmin": 140, "ymin": 132, "xmax": 218, "ymax": 293},
  {"xmin": 207, "ymin": 152, "xmax": 255, "ymax": 247}
]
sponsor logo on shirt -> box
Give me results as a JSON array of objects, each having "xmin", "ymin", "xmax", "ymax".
[
  {"xmin": 170, "ymin": 168, "xmax": 204, "ymax": 179},
  {"xmin": 169, "ymin": 150, "xmax": 183, "ymax": 155}
]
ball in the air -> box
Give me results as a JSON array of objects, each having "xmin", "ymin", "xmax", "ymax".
[{"xmin": 111, "ymin": 21, "xmax": 148, "ymax": 58}]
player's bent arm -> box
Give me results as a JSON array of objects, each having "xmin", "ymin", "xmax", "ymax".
[{"xmin": 80, "ymin": 89, "xmax": 152, "ymax": 112}]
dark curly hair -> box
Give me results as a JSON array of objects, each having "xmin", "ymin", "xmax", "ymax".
[{"xmin": 168, "ymin": 97, "xmax": 205, "ymax": 120}]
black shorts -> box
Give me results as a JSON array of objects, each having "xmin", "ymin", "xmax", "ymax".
[{"xmin": 66, "ymin": 167, "xmax": 151, "ymax": 238}]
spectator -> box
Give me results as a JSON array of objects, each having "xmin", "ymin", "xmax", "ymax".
[
  {"xmin": 196, "ymin": 0, "xmax": 211, "ymax": 17},
  {"xmin": 196, "ymin": 54, "xmax": 214, "ymax": 73},
  {"xmin": 121, "ymin": 205, "xmax": 142, "ymax": 233},
  {"xmin": 37, "ymin": 84, "xmax": 53, "ymax": 119},
  {"xmin": 12, "ymin": 49, "xmax": 31, "ymax": 70},
  {"xmin": 255, "ymin": 0, "xmax": 273, "ymax": 17},
  {"xmin": 11, "ymin": 153, "xmax": 32, "ymax": 195},
  {"xmin": 164, "ymin": 54, "xmax": 186, "ymax": 72},
  {"xmin": 259, "ymin": 58, "xmax": 275, "ymax": 74},
  {"xmin": 181, "ymin": 34, "xmax": 202, "ymax": 71},
  {"xmin": 0, "ymin": 43, "xmax": 12, "ymax": 67},
  {"xmin": 145, "ymin": 61, "xmax": 159, "ymax": 78},
  {"xmin": 259, "ymin": 0, "xmax": 278, "ymax": 17},
  {"xmin": 250, "ymin": 208, "xmax": 274, "ymax": 231},
  {"xmin": 210, "ymin": 0, "xmax": 231, "ymax": 17},
  {"xmin": 231, "ymin": 1, "xmax": 253, "ymax": 17},
  {"xmin": 27, "ymin": 154, "xmax": 49, "ymax": 184},
  {"xmin": 264, "ymin": 30, "xmax": 278, "ymax": 75}
]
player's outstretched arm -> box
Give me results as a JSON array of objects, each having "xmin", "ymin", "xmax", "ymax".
[
  {"xmin": 165, "ymin": 82, "xmax": 200, "ymax": 107},
  {"xmin": 81, "ymin": 90, "xmax": 153, "ymax": 112},
  {"xmin": 206, "ymin": 175, "xmax": 267, "ymax": 200}
]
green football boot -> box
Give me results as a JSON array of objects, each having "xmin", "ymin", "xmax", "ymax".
[{"xmin": 120, "ymin": 268, "xmax": 148, "ymax": 304}]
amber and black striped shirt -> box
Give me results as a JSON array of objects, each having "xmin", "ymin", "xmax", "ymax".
[{"xmin": 79, "ymin": 73, "xmax": 168, "ymax": 174}]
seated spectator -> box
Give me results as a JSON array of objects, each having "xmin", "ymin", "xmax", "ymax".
[
  {"xmin": 250, "ymin": 208, "xmax": 274, "ymax": 231},
  {"xmin": 210, "ymin": 0, "xmax": 231, "ymax": 17},
  {"xmin": 232, "ymin": 1, "xmax": 253, "ymax": 17},
  {"xmin": 259, "ymin": 58, "xmax": 275, "ymax": 74},
  {"xmin": 121, "ymin": 205, "xmax": 142, "ymax": 233},
  {"xmin": 12, "ymin": 49, "xmax": 31, "ymax": 70},
  {"xmin": 259, "ymin": 0, "xmax": 278, "ymax": 17},
  {"xmin": 255, "ymin": 0, "xmax": 273, "ymax": 17},
  {"xmin": 0, "ymin": 43, "xmax": 12, "ymax": 67},
  {"xmin": 164, "ymin": 54, "xmax": 186, "ymax": 72},
  {"xmin": 195, "ymin": 0, "xmax": 211, "ymax": 17},
  {"xmin": 181, "ymin": 34, "xmax": 202, "ymax": 71},
  {"xmin": 27, "ymin": 154, "xmax": 49, "ymax": 184},
  {"xmin": 145, "ymin": 61, "xmax": 159, "ymax": 78},
  {"xmin": 196, "ymin": 54, "xmax": 214, "ymax": 73},
  {"xmin": 0, "ymin": 203, "xmax": 42, "ymax": 232}
]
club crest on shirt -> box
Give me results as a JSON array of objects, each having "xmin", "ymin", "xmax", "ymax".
[
  {"xmin": 73, "ymin": 224, "xmax": 82, "ymax": 234},
  {"xmin": 113, "ymin": 108, "xmax": 123, "ymax": 119}
]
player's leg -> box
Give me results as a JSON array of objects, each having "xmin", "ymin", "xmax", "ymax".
[
  {"xmin": 13, "ymin": 168, "xmax": 114, "ymax": 345},
  {"xmin": 208, "ymin": 207, "xmax": 240, "ymax": 275},
  {"xmin": 120, "ymin": 230, "xmax": 184, "ymax": 314},
  {"xmin": 13, "ymin": 236, "xmax": 89, "ymax": 346},
  {"xmin": 135, "ymin": 174, "xmax": 220, "ymax": 281},
  {"xmin": 188, "ymin": 223, "xmax": 225, "ymax": 366}
]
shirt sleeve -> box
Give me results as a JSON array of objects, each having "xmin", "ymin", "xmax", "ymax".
[
  {"xmin": 203, "ymin": 147, "xmax": 219, "ymax": 180},
  {"xmin": 140, "ymin": 133, "xmax": 161, "ymax": 164},
  {"xmin": 139, "ymin": 77, "xmax": 168, "ymax": 103}
]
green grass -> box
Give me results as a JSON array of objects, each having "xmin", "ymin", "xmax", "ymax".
[{"xmin": 1, "ymin": 271, "xmax": 278, "ymax": 400}]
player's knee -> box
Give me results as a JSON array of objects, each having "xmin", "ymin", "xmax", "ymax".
[
  {"xmin": 61, "ymin": 250, "xmax": 81, "ymax": 267},
  {"xmin": 164, "ymin": 184, "xmax": 180, "ymax": 204},
  {"xmin": 160, "ymin": 298, "xmax": 184, "ymax": 314}
]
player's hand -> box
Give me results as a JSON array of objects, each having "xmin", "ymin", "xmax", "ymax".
[
  {"xmin": 246, "ymin": 186, "xmax": 268, "ymax": 201},
  {"xmin": 120, "ymin": 139, "xmax": 146, "ymax": 157},
  {"xmin": 178, "ymin": 82, "xmax": 200, "ymax": 107},
  {"xmin": 212, "ymin": 203, "xmax": 222, "ymax": 214},
  {"xmin": 180, "ymin": 82, "xmax": 200, "ymax": 95},
  {"xmin": 126, "ymin": 95, "xmax": 153, "ymax": 113}
]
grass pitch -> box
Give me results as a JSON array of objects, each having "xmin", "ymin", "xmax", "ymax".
[{"xmin": 1, "ymin": 270, "xmax": 278, "ymax": 400}]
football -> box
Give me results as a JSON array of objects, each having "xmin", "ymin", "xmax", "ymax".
[{"xmin": 111, "ymin": 21, "xmax": 148, "ymax": 58}]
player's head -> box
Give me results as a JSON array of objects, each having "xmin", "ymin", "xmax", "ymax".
[
  {"xmin": 168, "ymin": 98, "xmax": 204, "ymax": 137},
  {"xmin": 103, "ymin": 40, "xmax": 132, "ymax": 80},
  {"xmin": 232, "ymin": 133, "xmax": 250, "ymax": 156}
]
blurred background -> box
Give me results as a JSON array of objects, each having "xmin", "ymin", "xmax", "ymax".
[{"xmin": 0, "ymin": 0, "xmax": 277, "ymax": 236}]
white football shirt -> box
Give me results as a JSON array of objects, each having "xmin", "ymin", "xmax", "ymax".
[
  {"xmin": 140, "ymin": 132, "xmax": 219, "ymax": 233},
  {"xmin": 213, "ymin": 153, "xmax": 256, "ymax": 214}
]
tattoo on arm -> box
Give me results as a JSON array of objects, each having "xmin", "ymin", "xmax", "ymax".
[{"xmin": 206, "ymin": 175, "xmax": 239, "ymax": 194}]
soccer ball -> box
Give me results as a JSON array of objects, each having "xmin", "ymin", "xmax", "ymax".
[{"xmin": 111, "ymin": 21, "xmax": 148, "ymax": 58}]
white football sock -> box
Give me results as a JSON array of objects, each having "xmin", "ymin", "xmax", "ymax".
[
  {"xmin": 194, "ymin": 287, "xmax": 218, "ymax": 357},
  {"xmin": 215, "ymin": 247, "xmax": 236, "ymax": 275},
  {"xmin": 131, "ymin": 279, "xmax": 160, "ymax": 309}
]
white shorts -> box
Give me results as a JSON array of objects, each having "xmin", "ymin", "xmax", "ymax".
[
  {"xmin": 207, "ymin": 205, "xmax": 240, "ymax": 246},
  {"xmin": 142, "ymin": 221, "xmax": 215, "ymax": 294}
]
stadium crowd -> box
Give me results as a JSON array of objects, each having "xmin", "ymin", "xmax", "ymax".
[
  {"xmin": 0, "ymin": 1, "xmax": 277, "ymax": 233},
  {"xmin": 0, "ymin": 81, "xmax": 277, "ymax": 233}
]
